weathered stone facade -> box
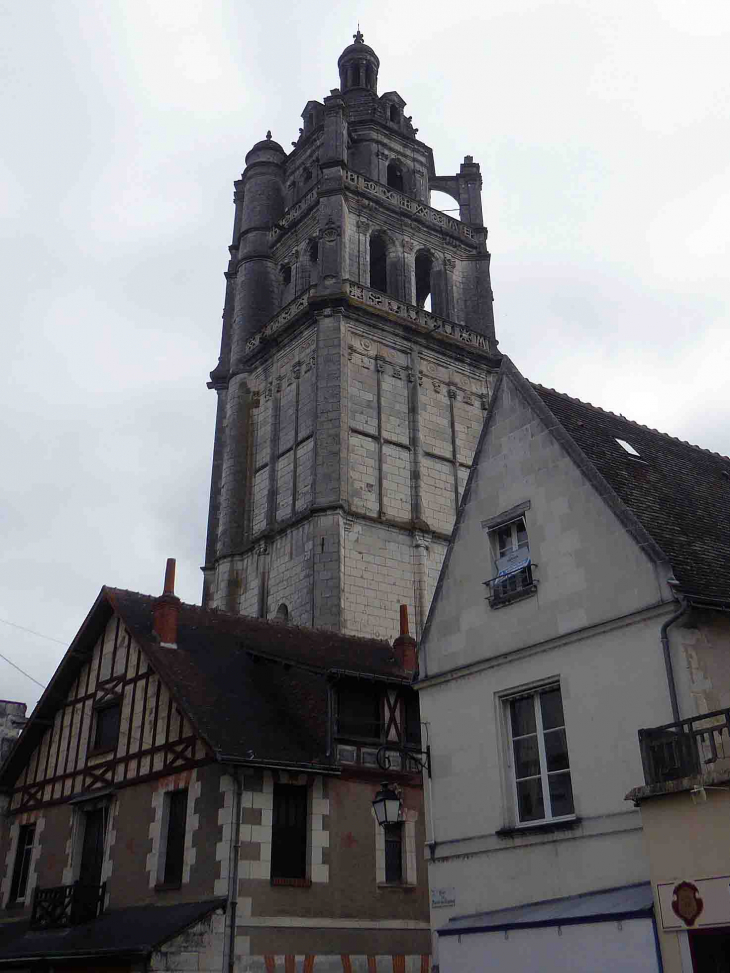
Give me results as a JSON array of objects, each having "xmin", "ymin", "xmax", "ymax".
[
  {"xmin": 0, "ymin": 700, "xmax": 26, "ymax": 765},
  {"xmin": 202, "ymin": 32, "xmax": 501, "ymax": 642}
]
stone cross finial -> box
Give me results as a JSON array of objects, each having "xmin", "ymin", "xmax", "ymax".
[{"xmin": 353, "ymin": 27, "xmax": 364, "ymax": 43}]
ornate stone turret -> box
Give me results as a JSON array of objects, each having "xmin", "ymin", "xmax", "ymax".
[
  {"xmin": 203, "ymin": 35, "xmax": 501, "ymax": 643},
  {"xmin": 338, "ymin": 29, "xmax": 380, "ymax": 93}
]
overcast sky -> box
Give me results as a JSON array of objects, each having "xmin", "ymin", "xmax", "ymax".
[{"xmin": 1, "ymin": 0, "xmax": 728, "ymax": 712}]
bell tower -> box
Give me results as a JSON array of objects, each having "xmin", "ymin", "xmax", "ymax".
[{"xmin": 202, "ymin": 32, "xmax": 501, "ymax": 641}]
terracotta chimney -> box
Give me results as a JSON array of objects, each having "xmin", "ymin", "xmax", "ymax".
[
  {"xmin": 153, "ymin": 558, "xmax": 181, "ymax": 647},
  {"xmin": 393, "ymin": 604, "xmax": 417, "ymax": 675}
]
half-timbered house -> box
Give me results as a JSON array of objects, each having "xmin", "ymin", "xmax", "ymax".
[{"xmin": 0, "ymin": 562, "xmax": 430, "ymax": 971}]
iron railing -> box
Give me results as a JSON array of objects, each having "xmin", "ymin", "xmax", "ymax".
[
  {"xmin": 31, "ymin": 881, "xmax": 105, "ymax": 929},
  {"xmin": 638, "ymin": 708, "xmax": 730, "ymax": 785}
]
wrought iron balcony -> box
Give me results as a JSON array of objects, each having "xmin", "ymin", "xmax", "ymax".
[
  {"xmin": 30, "ymin": 881, "xmax": 105, "ymax": 929},
  {"xmin": 638, "ymin": 708, "xmax": 730, "ymax": 785}
]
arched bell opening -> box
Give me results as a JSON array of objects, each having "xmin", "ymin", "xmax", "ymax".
[
  {"xmin": 414, "ymin": 249, "xmax": 447, "ymax": 316},
  {"xmin": 366, "ymin": 63, "xmax": 376, "ymax": 89},
  {"xmin": 369, "ymin": 232, "xmax": 388, "ymax": 293},
  {"xmin": 415, "ymin": 250, "xmax": 433, "ymax": 309},
  {"xmin": 387, "ymin": 161, "xmax": 404, "ymax": 193}
]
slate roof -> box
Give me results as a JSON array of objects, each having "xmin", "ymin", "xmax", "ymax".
[
  {"xmin": 0, "ymin": 588, "xmax": 407, "ymax": 786},
  {"xmin": 530, "ymin": 381, "xmax": 730, "ymax": 602},
  {"xmin": 439, "ymin": 882, "xmax": 654, "ymax": 936},
  {"xmin": 0, "ymin": 899, "xmax": 225, "ymax": 964},
  {"xmin": 110, "ymin": 588, "xmax": 404, "ymax": 769}
]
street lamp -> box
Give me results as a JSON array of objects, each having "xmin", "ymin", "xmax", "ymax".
[{"xmin": 372, "ymin": 782, "xmax": 402, "ymax": 827}]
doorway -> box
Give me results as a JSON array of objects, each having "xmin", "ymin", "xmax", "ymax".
[{"xmin": 690, "ymin": 928, "xmax": 730, "ymax": 971}]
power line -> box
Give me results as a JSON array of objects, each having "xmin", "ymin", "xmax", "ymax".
[
  {"xmin": 0, "ymin": 616, "xmax": 68, "ymax": 645},
  {"xmin": 0, "ymin": 651, "xmax": 46, "ymax": 690}
]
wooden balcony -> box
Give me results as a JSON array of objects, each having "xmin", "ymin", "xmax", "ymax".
[
  {"xmin": 31, "ymin": 882, "xmax": 106, "ymax": 929},
  {"xmin": 638, "ymin": 708, "xmax": 730, "ymax": 785}
]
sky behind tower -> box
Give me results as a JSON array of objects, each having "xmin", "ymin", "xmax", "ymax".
[{"xmin": 1, "ymin": 0, "xmax": 728, "ymax": 711}]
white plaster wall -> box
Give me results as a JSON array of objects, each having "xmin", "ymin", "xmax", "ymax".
[
  {"xmin": 420, "ymin": 613, "xmax": 679, "ymax": 929},
  {"xmin": 438, "ymin": 919, "xmax": 659, "ymax": 973},
  {"xmin": 424, "ymin": 374, "xmax": 673, "ymax": 677}
]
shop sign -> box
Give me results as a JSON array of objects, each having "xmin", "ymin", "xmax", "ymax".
[{"xmin": 658, "ymin": 875, "xmax": 730, "ymax": 930}]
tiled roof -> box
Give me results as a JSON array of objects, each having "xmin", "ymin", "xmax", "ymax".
[
  {"xmin": 0, "ymin": 590, "xmax": 406, "ymax": 788},
  {"xmin": 531, "ymin": 383, "xmax": 730, "ymax": 602},
  {"xmin": 0, "ymin": 899, "xmax": 225, "ymax": 963},
  {"xmin": 108, "ymin": 589, "xmax": 403, "ymax": 768}
]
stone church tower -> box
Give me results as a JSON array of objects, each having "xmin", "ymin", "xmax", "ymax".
[{"xmin": 202, "ymin": 32, "xmax": 501, "ymax": 641}]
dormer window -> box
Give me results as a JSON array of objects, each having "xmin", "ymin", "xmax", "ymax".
[{"xmin": 389, "ymin": 104, "xmax": 399, "ymax": 124}]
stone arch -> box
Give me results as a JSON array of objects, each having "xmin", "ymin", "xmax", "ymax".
[
  {"xmin": 369, "ymin": 230, "xmax": 404, "ymax": 300},
  {"xmin": 274, "ymin": 603, "xmax": 289, "ymax": 624},
  {"xmin": 387, "ymin": 160, "xmax": 404, "ymax": 193},
  {"xmin": 414, "ymin": 248, "xmax": 447, "ymax": 315},
  {"xmin": 415, "ymin": 249, "xmax": 434, "ymax": 308}
]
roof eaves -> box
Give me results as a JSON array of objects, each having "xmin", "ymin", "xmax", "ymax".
[
  {"xmin": 0, "ymin": 588, "xmax": 114, "ymax": 789},
  {"xmin": 503, "ymin": 358, "xmax": 670, "ymax": 567}
]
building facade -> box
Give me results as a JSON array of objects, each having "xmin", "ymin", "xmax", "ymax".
[
  {"xmin": 0, "ymin": 565, "xmax": 431, "ymax": 970},
  {"xmin": 416, "ymin": 359, "xmax": 730, "ymax": 971},
  {"xmin": 627, "ymin": 610, "xmax": 730, "ymax": 972},
  {"xmin": 202, "ymin": 32, "xmax": 501, "ymax": 643}
]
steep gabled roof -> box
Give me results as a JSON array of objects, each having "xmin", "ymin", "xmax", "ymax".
[
  {"xmin": 108, "ymin": 588, "xmax": 404, "ymax": 768},
  {"xmin": 420, "ymin": 357, "xmax": 730, "ymax": 657},
  {"xmin": 0, "ymin": 588, "xmax": 405, "ymax": 787},
  {"xmin": 529, "ymin": 382, "xmax": 730, "ymax": 602}
]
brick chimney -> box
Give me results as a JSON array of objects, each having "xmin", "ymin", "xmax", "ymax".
[
  {"xmin": 393, "ymin": 604, "xmax": 417, "ymax": 676},
  {"xmin": 153, "ymin": 558, "xmax": 181, "ymax": 647}
]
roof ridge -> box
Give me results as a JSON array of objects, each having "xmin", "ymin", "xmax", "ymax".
[
  {"xmin": 106, "ymin": 587, "xmax": 393, "ymax": 647},
  {"xmin": 530, "ymin": 382, "xmax": 730, "ymax": 462}
]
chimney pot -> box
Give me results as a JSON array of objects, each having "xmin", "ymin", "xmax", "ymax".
[
  {"xmin": 153, "ymin": 558, "xmax": 181, "ymax": 647},
  {"xmin": 393, "ymin": 604, "xmax": 417, "ymax": 676}
]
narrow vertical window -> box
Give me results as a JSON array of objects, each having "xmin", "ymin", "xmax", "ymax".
[
  {"xmin": 9, "ymin": 824, "xmax": 35, "ymax": 904},
  {"xmin": 384, "ymin": 823, "xmax": 403, "ymax": 883},
  {"xmin": 508, "ymin": 687, "xmax": 574, "ymax": 824},
  {"xmin": 93, "ymin": 701, "xmax": 121, "ymax": 752},
  {"xmin": 387, "ymin": 162, "xmax": 404, "ymax": 192},
  {"xmin": 271, "ymin": 784, "xmax": 308, "ymax": 881},
  {"xmin": 161, "ymin": 789, "xmax": 188, "ymax": 887},
  {"xmin": 489, "ymin": 516, "xmax": 534, "ymax": 606},
  {"xmin": 369, "ymin": 233, "xmax": 388, "ymax": 294}
]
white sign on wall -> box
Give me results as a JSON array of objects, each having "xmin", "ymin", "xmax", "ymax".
[
  {"xmin": 657, "ymin": 875, "xmax": 730, "ymax": 931},
  {"xmin": 432, "ymin": 887, "xmax": 456, "ymax": 908}
]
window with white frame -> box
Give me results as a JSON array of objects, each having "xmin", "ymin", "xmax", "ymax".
[
  {"xmin": 506, "ymin": 686, "xmax": 574, "ymax": 824},
  {"xmin": 487, "ymin": 516, "xmax": 534, "ymax": 606}
]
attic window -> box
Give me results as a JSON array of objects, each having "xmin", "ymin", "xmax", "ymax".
[
  {"xmin": 92, "ymin": 700, "xmax": 121, "ymax": 753},
  {"xmin": 616, "ymin": 438, "xmax": 641, "ymax": 458}
]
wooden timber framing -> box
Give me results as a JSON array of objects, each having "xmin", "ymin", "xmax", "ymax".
[{"xmin": 10, "ymin": 615, "xmax": 210, "ymax": 813}]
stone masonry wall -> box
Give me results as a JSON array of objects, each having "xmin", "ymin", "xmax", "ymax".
[{"xmin": 209, "ymin": 309, "xmax": 495, "ymax": 641}]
